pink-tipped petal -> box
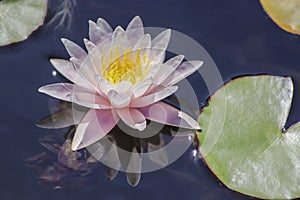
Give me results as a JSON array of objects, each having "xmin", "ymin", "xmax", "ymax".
[
  {"xmin": 61, "ymin": 38, "xmax": 87, "ymax": 60},
  {"xmin": 130, "ymin": 86, "xmax": 178, "ymax": 108},
  {"xmin": 139, "ymin": 102, "xmax": 201, "ymax": 130},
  {"xmin": 117, "ymin": 108, "xmax": 146, "ymax": 131},
  {"xmin": 72, "ymin": 109, "xmax": 118, "ymax": 151},
  {"xmin": 126, "ymin": 16, "xmax": 144, "ymax": 46}
]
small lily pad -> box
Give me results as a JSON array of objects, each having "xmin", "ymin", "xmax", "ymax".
[
  {"xmin": 0, "ymin": 0, "xmax": 47, "ymax": 46},
  {"xmin": 197, "ymin": 75, "xmax": 300, "ymax": 199},
  {"xmin": 260, "ymin": 0, "xmax": 300, "ymax": 34}
]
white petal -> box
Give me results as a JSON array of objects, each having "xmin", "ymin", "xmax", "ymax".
[
  {"xmin": 130, "ymin": 86, "xmax": 178, "ymax": 107},
  {"xmin": 70, "ymin": 57, "xmax": 97, "ymax": 87},
  {"xmin": 97, "ymin": 18, "xmax": 113, "ymax": 33},
  {"xmin": 50, "ymin": 59, "xmax": 85, "ymax": 86},
  {"xmin": 151, "ymin": 29, "xmax": 171, "ymax": 50},
  {"xmin": 38, "ymin": 83, "xmax": 76, "ymax": 101},
  {"xmin": 131, "ymin": 78, "xmax": 152, "ymax": 98},
  {"xmin": 70, "ymin": 92, "xmax": 111, "ymax": 109},
  {"xmin": 38, "ymin": 83, "xmax": 109, "ymax": 109},
  {"xmin": 114, "ymin": 81, "xmax": 132, "ymax": 94},
  {"xmin": 72, "ymin": 109, "xmax": 118, "ymax": 150},
  {"xmin": 126, "ymin": 16, "xmax": 144, "ymax": 46},
  {"xmin": 83, "ymin": 39, "xmax": 102, "ymax": 73},
  {"xmin": 107, "ymin": 89, "xmax": 131, "ymax": 108},
  {"xmin": 70, "ymin": 57, "xmax": 82, "ymax": 69},
  {"xmin": 139, "ymin": 102, "xmax": 201, "ymax": 129},
  {"xmin": 112, "ymin": 26, "xmax": 125, "ymax": 44},
  {"xmin": 83, "ymin": 38, "xmax": 97, "ymax": 54},
  {"xmin": 111, "ymin": 26, "xmax": 129, "ymax": 56},
  {"xmin": 95, "ymin": 74, "xmax": 114, "ymax": 95},
  {"xmin": 117, "ymin": 108, "xmax": 146, "ymax": 131},
  {"xmin": 133, "ymin": 34, "xmax": 151, "ymax": 57},
  {"xmin": 153, "ymin": 55, "xmax": 184, "ymax": 85},
  {"xmin": 88, "ymin": 20, "xmax": 109, "ymax": 45},
  {"xmin": 149, "ymin": 29, "xmax": 171, "ymax": 64},
  {"xmin": 164, "ymin": 60, "xmax": 203, "ymax": 86},
  {"xmin": 61, "ymin": 38, "xmax": 87, "ymax": 60},
  {"xmin": 133, "ymin": 34, "xmax": 151, "ymax": 49}
]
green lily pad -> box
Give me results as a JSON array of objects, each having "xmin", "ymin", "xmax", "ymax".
[
  {"xmin": 0, "ymin": 0, "xmax": 47, "ymax": 46},
  {"xmin": 197, "ymin": 75, "xmax": 300, "ymax": 199}
]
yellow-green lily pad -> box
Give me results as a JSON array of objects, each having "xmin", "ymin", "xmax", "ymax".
[
  {"xmin": 0, "ymin": 0, "xmax": 47, "ymax": 46},
  {"xmin": 260, "ymin": 0, "xmax": 300, "ymax": 34},
  {"xmin": 198, "ymin": 75, "xmax": 300, "ymax": 199}
]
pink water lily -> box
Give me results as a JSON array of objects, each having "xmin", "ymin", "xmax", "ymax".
[{"xmin": 39, "ymin": 16, "xmax": 202, "ymax": 151}]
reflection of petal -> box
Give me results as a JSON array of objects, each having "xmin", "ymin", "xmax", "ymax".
[
  {"xmin": 97, "ymin": 137, "xmax": 122, "ymax": 171},
  {"xmin": 139, "ymin": 101, "xmax": 201, "ymax": 129},
  {"xmin": 39, "ymin": 135, "xmax": 62, "ymax": 154},
  {"xmin": 125, "ymin": 148, "xmax": 141, "ymax": 186},
  {"xmin": 105, "ymin": 167, "xmax": 119, "ymax": 181},
  {"xmin": 72, "ymin": 109, "xmax": 118, "ymax": 151},
  {"xmin": 36, "ymin": 103, "xmax": 87, "ymax": 129},
  {"xmin": 58, "ymin": 139, "xmax": 87, "ymax": 171},
  {"xmin": 148, "ymin": 137, "xmax": 169, "ymax": 166}
]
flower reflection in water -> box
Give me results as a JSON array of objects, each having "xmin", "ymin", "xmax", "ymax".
[{"xmin": 28, "ymin": 101, "xmax": 196, "ymax": 187}]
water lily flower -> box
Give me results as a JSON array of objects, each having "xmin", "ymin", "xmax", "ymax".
[{"xmin": 38, "ymin": 16, "xmax": 202, "ymax": 151}]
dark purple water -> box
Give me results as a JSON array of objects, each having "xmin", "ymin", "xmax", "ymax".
[{"xmin": 1, "ymin": 0, "xmax": 300, "ymax": 199}]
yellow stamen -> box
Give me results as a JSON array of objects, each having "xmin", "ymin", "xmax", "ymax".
[{"xmin": 102, "ymin": 47, "xmax": 150, "ymax": 85}]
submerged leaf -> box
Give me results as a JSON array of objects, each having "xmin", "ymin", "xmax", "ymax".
[
  {"xmin": 197, "ymin": 75, "xmax": 300, "ymax": 199},
  {"xmin": 0, "ymin": 0, "xmax": 47, "ymax": 46}
]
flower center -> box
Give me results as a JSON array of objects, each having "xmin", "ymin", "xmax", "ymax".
[{"xmin": 102, "ymin": 48, "xmax": 150, "ymax": 85}]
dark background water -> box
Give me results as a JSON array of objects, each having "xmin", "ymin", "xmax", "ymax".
[{"xmin": 1, "ymin": 0, "xmax": 300, "ymax": 199}]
